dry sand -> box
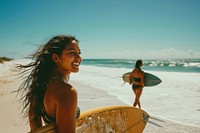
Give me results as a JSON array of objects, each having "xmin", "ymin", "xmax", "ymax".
[{"xmin": 0, "ymin": 61, "xmax": 200, "ymax": 132}]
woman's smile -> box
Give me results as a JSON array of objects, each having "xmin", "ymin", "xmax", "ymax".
[{"xmin": 72, "ymin": 61, "xmax": 81, "ymax": 68}]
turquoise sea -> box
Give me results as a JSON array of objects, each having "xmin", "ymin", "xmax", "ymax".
[{"xmin": 81, "ymin": 58, "xmax": 200, "ymax": 73}]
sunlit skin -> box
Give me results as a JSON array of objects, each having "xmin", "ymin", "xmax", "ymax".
[
  {"xmin": 129, "ymin": 63, "xmax": 144, "ymax": 108},
  {"xmin": 43, "ymin": 41, "xmax": 82, "ymax": 133}
]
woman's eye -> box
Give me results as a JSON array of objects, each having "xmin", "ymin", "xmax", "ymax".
[
  {"xmin": 68, "ymin": 51, "xmax": 76, "ymax": 54},
  {"xmin": 71, "ymin": 52, "xmax": 76, "ymax": 54},
  {"xmin": 68, "ymin": 51, "xmax": 81, "ymax": 55}
]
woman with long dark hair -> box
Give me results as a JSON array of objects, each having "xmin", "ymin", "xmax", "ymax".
[
  {"xmin": 129, "ymin": 59, "xmax": 144, "ymax": 108},
  {"xmin": 16, "ymin": 35, "xmax": 82, "ymax": 132}
]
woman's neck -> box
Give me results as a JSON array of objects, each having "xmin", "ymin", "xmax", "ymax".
[{"xmin": 52, "ymin": 69, "xmax": 70, "ymax": 83}]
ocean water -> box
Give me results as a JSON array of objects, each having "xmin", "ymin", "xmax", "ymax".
[
  {"xmin": 70, "ymin": 58, "xmax": 200, "ymax": 127},
  {"xmin": 81, "ymin": 59, "xmax": 200, "ymax": 73}
]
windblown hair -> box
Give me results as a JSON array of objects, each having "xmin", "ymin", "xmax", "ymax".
[
  {"xmin": 135, "ymin": 59, "xmax": 143, "ymax": 68},
  {"xmin": 16, "ymin": 35, "xmax": 78, "ymax": 127}
]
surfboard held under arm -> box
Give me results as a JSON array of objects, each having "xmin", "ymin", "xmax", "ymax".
[
  {"xmin": 30, "ymin": 105, "xmax": 150, "ymax": 133},
  {"xmin": 122, "ymin": 72, "xmax": 162, "ymax": 87}
]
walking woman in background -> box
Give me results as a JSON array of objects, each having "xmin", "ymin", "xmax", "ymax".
[
  {"xmin": 129, "ymin": 60, "xmax": 144, "ymax": 108},
  {"xmin": 16, "ymin": 35, "xmax": 82, "ymax": 133}
]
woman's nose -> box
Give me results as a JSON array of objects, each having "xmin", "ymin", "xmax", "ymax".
[
  {"xmin": 75, "ymin": 52, "xmax": 81, "ymax": 58},
  {"xmin": 75, "ymin": 52, "xmax": 82, "ymax": 61}
]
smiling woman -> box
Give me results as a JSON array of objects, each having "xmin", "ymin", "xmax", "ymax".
[{"xmin": 15, "ymin": 35, "xmax": 82, "ymax": 133}]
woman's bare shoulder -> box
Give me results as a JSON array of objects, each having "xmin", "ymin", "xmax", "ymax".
[
  {"xmin": 46, "ymin": 78, "xmax": 77, "ymax": 100},
  {"xmin": 44, "ymin": 78, "xmax": 77, "ymax": 116}
]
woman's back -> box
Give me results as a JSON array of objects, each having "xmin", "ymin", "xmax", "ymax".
[
  {"xmin": 44, "ymin": 77, "xmax": 78, "ymax": 132},
  {"xmin": 131, "ymin": 68, "xmax": 144, "ymax": 86},
  {"xmin": 44, "ymin": 77, "xmax": 66, "ymax": 121},
  {"xmin": 132, "ymin": 68, "xmax": 142, "ymax": 78}
]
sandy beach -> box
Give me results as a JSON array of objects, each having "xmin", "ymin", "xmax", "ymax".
[{"xmin": 1, "ymin": 60, "xmax": 200, "ymax": 133}]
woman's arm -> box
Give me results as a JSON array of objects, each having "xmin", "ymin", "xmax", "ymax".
[
  {"xmin": 129, "ymin": 71, "xmax": 133, "ymax": 84},
  {"xmin": 55, "ymin": 83, "xmax": 78, "ymax": 133},
  {"xmin": 141, "ymin": 71, "xmax": 145, "ymax": 87}
]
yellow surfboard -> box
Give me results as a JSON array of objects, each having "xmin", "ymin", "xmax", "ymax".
[{"xmin": 31, "ymin": 105, "xmax": 150, "ymax": 133}]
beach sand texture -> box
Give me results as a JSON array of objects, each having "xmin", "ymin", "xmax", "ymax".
[{"xmin": 0, "ymin": 60, "xmax": 200, "ymax": 133}]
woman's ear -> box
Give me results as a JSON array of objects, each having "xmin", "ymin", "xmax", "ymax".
[{"xmin": 52, "ymin": 54, "xmax": 59, "ymax": 63}]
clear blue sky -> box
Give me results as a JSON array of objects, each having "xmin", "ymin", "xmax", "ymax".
[{"xmin": 0, "ymin": 0, "xmax": 200, "ymax": 59}]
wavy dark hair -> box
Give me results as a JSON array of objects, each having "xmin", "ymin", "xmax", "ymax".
[
  {"xmin": 135, "ymin": 59, "xmax": 143, "ymax": 68},
  {"xmin": 16, "ymin": 35, "xmax": 78, "ymax": 127}
]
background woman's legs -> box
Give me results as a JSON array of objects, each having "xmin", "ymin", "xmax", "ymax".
[{"xmin": 133, "ymin": 88, "xmax": 143, "ymax": 108}]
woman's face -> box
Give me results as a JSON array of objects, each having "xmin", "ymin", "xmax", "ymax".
[{"xmin": 55, "ymin": 41, "xmax": 82, "ymax": 74}]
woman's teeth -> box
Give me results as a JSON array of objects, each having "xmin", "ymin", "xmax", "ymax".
[{"xmin": 73, "ymin": 62, "xmax": 79, "ymax": 66}]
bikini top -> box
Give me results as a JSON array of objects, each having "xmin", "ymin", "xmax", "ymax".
[
  {"xmin": 42, "ymin": 75, "xmax": 80, "ymax": 124},
  {"xmin": 133, "ymin": 77, "xmax": 141, "ymax": 82},
  {"xmin": 42, "ymin": 107, "xmax": 80, "ymax": 124}
]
